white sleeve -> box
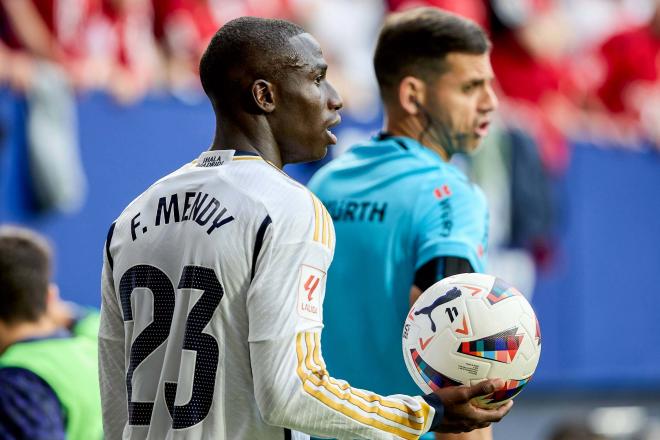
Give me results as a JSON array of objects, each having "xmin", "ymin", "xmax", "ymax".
[
  {"xmin": 99, "ymin": 248, "xmax": 128, "ymax": 440},
  {"xmin": 247, "ymin": 202, "xmax": 436, "ymax": 440}
]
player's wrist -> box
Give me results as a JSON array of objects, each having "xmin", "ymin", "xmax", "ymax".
[{"xmin": 421, "ymin": 393, "xmax": 444, "ymax": 432}]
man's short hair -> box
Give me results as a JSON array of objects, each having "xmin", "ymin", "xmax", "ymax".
[
  {"xmin": 199, "ymin": 16, "xmax": 306, "ymax": 111},
  {"xmin": 0, "ymin": 226, "xmax": 52, "ymax": 324},
  {"xmin": 374, "ymin": 7, "xmax": 491, "ymax": 103}
]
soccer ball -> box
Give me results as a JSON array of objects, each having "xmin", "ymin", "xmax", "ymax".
[{"xmin": 402, "ymin": 273, "xmax": 541, "ymax": 408}]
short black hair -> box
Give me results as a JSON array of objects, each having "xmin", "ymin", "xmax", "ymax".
[
  {"xmin": 0, "ymin": 226, "xmax": 52, "ymax": 324},
  {"xmin": 199, "ymin": 16, "xmax": 306, "ymax": 110},
  {"xmin": 374, "ymin": 7, "xmax": 491, "ymax": 103}
]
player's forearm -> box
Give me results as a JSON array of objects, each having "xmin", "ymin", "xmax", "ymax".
[
  {"xmin": 98, "ymin": 335, "xmax": 128, "ymax": 440},
  {"xmin": 99, "ymin": 262, "xmax": 129, "ymax": 439},
  {"xmin": 252, "ymin": 331, "xmax": 438, "ymax": 439}
]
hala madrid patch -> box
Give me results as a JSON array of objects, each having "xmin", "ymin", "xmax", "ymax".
[{"xmin": 297, "ymin": 264, "xmax": 325, "ymax": 322}]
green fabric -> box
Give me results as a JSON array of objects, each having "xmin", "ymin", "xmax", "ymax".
[
  {"xmin": 0, "ymin": 336, "xmax": 103, "ymax": 440},
  {"xmin": 72, "ymin": 309, "xmax": 100, "ymax": 341}
]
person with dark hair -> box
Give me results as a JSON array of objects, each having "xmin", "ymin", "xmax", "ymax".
[
  {"xmin": 308, "ymin": 7, "xmax": 499, "ymax": 440},
  {"xmin": 0, "ymin": 225, "xmax": 102, "ymax": 440},
  {"xmin": 99, "ymin": 15, "xmax": 510, "ymax": 440}
]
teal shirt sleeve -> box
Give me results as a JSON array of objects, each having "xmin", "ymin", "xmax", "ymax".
[{"xmin": 413, "ymin": 173, "xmax": 487, "ymax": 273}]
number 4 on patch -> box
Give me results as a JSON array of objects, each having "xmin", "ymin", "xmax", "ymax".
[
  {"xmin": 304, "ymin": 275, "xmax": 320, "ymax": 301},
  {"xmin": 297, "ymin": 265, "xmax": 325, "ymax": 321}
]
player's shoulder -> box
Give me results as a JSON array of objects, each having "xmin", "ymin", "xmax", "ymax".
[
  {"xmin": 308, "ymin": 146, "xmax": 367, "ymax": 187},
  {"xmin": 113, "ymin": 160, "xmax": 195, "ymax": 222},
  {"xmin": 309, "ymin": 136, "xmax": 421, "ymax": 186},
  {"xmin": 251, "ymin": 164, "xmax": 313, "ymax": 212},
  {"xmin": 206, "ymin": 154, "xmax": 329, "ymax": 245},
  {"xmin": 411, "ymin": 160, "xmax": 486, "ymax": 217},
  {"xmin": 418, "ymin": 158, "xmax": 473, "ymax": 189},
  {"xmin": 254, "ymin": 167, "xmax": 330, "ymax": 245},
  {"xmin": 108, "ymin": 150, "xmax": 328, "ymax": 246},
  {"xmin": 111, "ymin": 150, "xmax": 268, "ymax": 221}
]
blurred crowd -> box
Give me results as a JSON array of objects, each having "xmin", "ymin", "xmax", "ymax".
[
  {"xmin": 0, "ymin": 0, "xmax": 286, "ymax": 103},
  {"xmin": 3, "ymin": 0, "xmax": 659, "ymax": 281},
  {"xmin": 1, "ymin": 0, "xmax": 660, "ymax": 150}
]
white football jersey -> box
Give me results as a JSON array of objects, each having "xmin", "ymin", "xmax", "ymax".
[{"xmin": 99, "ymin": 150, "xmax": 436, "ymax": 440}]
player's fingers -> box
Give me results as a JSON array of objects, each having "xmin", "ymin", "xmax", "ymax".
[
  {"xmin": 495, "ymin": 400, "xmax": 514, "ymax": 416},
  {"xmin": 472, "ymin": 421, "xmax": 492, "ymax": 430},
  {"xmin": 464, "ymin": 378, "xmax": 505, "ymax": 400},
  {"xmin": 470, "ymin": 400, "xmax": 514, "ymax": 423}
]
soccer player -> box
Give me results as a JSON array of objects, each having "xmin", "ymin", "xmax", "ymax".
[
  {"xmin": 99, "ymin": 16, "xmax": 510, "ymax": 440},
  {"xmin": 0, "ymin": 225, "xmax": 102, "ymax": 440},
  {"xmin": 308, "ymin": 8, "xmax": 499, "ymax": 440}
]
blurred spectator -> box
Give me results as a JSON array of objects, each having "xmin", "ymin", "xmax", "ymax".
[
  {"xmin": 291, "ymin": 0, "xmax": 384, "ymax": 118},
  {"xmin": 0, "ymin": 39, "xmax": 33, "ymax": 92},
  {"xmin": 151, "ymin": 0, "xmax": 219, "ymax": 94},
  {"xmin": 77, "ymin": 0, "xmax": 159, "ymax": 104},
  {"xmin": 151, "ymin": 0, "xmax": 294, "ymax": 97},
  {"xmin": 386, "ymin": 0, "xmax": 487, "ymax": 28},
  {"xmin": 0, "ymin": 0, "xmax": 71, "ymax": 89},
  {"xmin": 2, "ymin": 0, "xmax": 659, "ymax": 150},
  {"xmin": 0, "ymin": 225, "xmax": 102, "ymax": 439},
  {"xmin": 588, "ymin": 0, "xmax": 660, "ymax": 148},
  {"xmin": 0, "ymin": 0, "xmax": 87, "ymax": 213},
  {"xmin": 469, "ymin": 123, "xmax": 546, "ymax": 296},
  {"xmin": 487, "ymin": 0, "xmax": 574, "ymax": 174},
  {"xmin": 0, "ymin": 0, "xmax": 70, "ymax": 62},
  {"xmin": 0, "ymin": 0, "xmax": 160, "ymax": 103},
  {"xmin": 0, "ymin": 0, "xmax": 97, "ymax": 85}
]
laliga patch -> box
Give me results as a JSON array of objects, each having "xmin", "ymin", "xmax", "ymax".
[{"xmin": 297, "ymin": 264, "xmax": 325, "ymax": 322}]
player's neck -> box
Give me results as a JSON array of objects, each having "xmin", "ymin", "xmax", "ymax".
[
  {"xmin": 384, "ymin": 116, "xmax": 449, "ymax": 161},
  {"xmin": 0, "ymin": 316, "xmax": 59, "ymax": 355},
  {"xmin": 210, "ymin": 119, "xmax": 284, "ymax": 168}
]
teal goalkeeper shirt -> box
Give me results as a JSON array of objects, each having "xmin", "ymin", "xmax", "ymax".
[{"xmin": 308, "ymin": 134, "xmax": 489, "ymax": 396}]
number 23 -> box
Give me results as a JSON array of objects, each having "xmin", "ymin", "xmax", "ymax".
[{"xmin": 119, "ymin": 264, "xmax": 224, "ymax": 429}]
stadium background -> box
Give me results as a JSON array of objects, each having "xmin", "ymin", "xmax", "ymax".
[{"xmin": 1, "ymin": 0, "xmax": 659, "ymax": 438}]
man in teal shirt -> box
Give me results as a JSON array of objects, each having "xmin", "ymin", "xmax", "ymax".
[{"xmin": 309, "ymin": 7, "xmax": 497, "ymax": 439}]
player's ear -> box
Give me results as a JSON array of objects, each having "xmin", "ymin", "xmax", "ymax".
[
  {"xmin": 251, "ymin": 79, "xmax": 276, "ymax": 113},
  {"xmin": 399, "ymin": 76, "xmax": 426, "ymax": 116}
]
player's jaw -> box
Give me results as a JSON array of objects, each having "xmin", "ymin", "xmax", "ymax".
[
  {"xmin": 302, "ymin": 94, "xmax": 342, "ymax": 161},
  {"xmin": 279, "ymin": 112, "xmax": 341, "ymax": 164},
  {"xmin": 305, "ymin": 114, "xmax": 341, "ymax": 162}
]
